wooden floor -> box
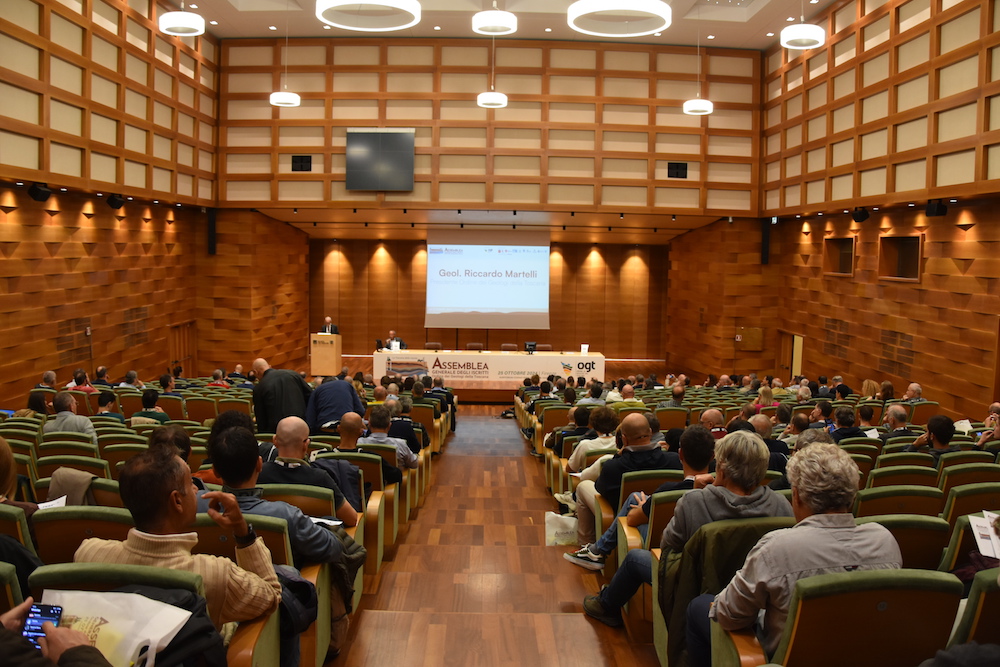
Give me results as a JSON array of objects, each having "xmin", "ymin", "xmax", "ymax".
[{"xmin": 338, "ymin": 405, "xmax": 659, "ymax": 666}]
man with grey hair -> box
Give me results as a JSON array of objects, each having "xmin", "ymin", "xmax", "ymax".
[
  {"xmin": 43, "ymin": 391, "xmax": 98, "ymax": 446},
  {"xmin": 582, "ymin": 430, "xmax": 792, "ymax": 628},
  {"xmin": 698, "ymin": 408, "xmax": 727, "ymax": 440},
  {"xmin": 687, "ymin": 443, "xmax": 901, "ymax": 667},
  {"xmin": 902, "ymin": 382, "xmax": 925, "ymax": 403},
  {"xmin": 879, "ymin": 403, "xmax": 919, "ymax": 445},
  {"xmin": 386, "ymin": 397, "xmax": 423, "ymax": 454},
  {"xmin": 359, "ymin": 404, "xmax": 418, "ymax": 470},
  {"xmin": 118, "ymin": 370, "xmax": 144, "ymax": 389},
  {"xmin": 35, "ymin": 370, "xmax": 57, "ymax": 389}
]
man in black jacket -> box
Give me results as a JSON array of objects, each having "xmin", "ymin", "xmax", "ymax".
[
  {"xmin": 574, "ymin": 413, "xmax": 681, "ymax": 545},
  {"xmin": 252, "ymin": 358, "xmax": 312, "ymax": 434}
]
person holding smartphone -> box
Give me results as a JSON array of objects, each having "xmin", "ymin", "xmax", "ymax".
[{"xmin": 0, "ymin": 596, "xmax": 112, "ymax": 666}]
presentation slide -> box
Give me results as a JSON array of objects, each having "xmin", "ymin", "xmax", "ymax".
[{"xmin": 425, "ymin": 231, "xmax": 550, "ymax": 329}]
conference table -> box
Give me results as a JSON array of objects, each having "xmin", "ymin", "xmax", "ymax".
[{"xmin": 372, "ymin": 349, "xmax": 605, "ymax": 390}]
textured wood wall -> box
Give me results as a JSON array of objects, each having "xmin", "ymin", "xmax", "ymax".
[
  {"xmin": 0, "ymin": 188, "xmax": 310, "ymax": 410},
  {"xmin": 309, "ymin": 239, "xmax": 668, "ymax": 360},
  {"xmin": 666, "ymin": 203, "xmax": 1000, "ymax": 418},
  {"xmin": 197, "ymin": 210, "xmax": 310, "ymax": 374},
  {"xmin": 0, "ymin": 186, "xmax": 197, "ymax": 408},
  {"xmin": 665, "ymin": 217, "xmax": 777, "ymax": 379}
]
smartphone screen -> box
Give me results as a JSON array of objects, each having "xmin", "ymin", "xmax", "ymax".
[{"xmin": 22, "ymin": 604, "xmax": 62, "ymax": 649}]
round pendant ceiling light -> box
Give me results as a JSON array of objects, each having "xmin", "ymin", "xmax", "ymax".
[
  {"xmin": 315, "ymin": 0, "xmax": 421, "ymax": 32},
  {"xmin": 567, "ymin": 0, "xmax": 671, "ymax": 38},
  {"xmin": 780, "ymin": 22, "xmax": 825, "ymax": 49},
  {"xmin": 473, "ymin": 9, "xmax": 517, "ymax": 35},
  {"xmin": 158, "ymin": 2, "xmax": 206, "ymax": 36}
]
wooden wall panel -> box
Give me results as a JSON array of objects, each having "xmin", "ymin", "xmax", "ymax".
[
  {"xmin": 667, "ymin": 202, "xmax": 1000, "ymax": 419},
  {"xmin": 0, "ymin": 186, "xmax": 196, "ymax": 407},
  {"xmin": 308, "ymin": 239, "xmax": 668, "ymax": 363}
]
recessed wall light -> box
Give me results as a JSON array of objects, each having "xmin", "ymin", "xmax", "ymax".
[
  {"xmin": 908, "ymin": 202, "xmax": 915, "ymax": 206},
  {"xmin": 60, "ymin": 187, "xmax": 67, "ymax": 192},
  {"xmin": 434, "ymin": 25, "xmax": 441, "ymax": 30},
  {"xmin": 268, "ymin": 25, "xmax": 277, "ymax": 30},
  {"xmin": 949, "ymin": 198, "xmax": 957, "ymax": 203},
  {"xmin": 707, "ymin": 35, "xmax": 715, "ymax": 39},
  {"xmin": 209, "ymin": 20, "xmax": 218, "ymax": 25},
  {"xmin": 766, "ymin": 32, "xmax": 774, "ymax": 36},
  {"xmin": 545, "ymin": 27, "xmax": 552, "ymax": 32},
  {"xmin": 787, "ymin": 16, "xmax": 795, "ymax": 21}
]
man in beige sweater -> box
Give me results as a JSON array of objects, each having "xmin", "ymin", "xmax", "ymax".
[{"xmin": 74, "ymin": 447, "xmax": 281, "ymax": 629}]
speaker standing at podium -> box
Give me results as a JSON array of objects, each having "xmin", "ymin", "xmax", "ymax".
[{"xmin": 319, "ymin": 316, "xmax": 339, "ymax": 334}]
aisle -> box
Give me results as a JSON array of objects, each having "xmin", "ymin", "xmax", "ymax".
[{"xmin": 339, "ymin": 406, "xmax": 659, "ymax": 666}]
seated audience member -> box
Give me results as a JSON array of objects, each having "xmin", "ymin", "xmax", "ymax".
[
  {"xmin": 203, "ymin": 425, "xmax": 357, "ymax": 655},
  {"xmin": 857, "ymin": 404, "xmax": 877, "ymax": 429},
  {"xmin": 772, "ymin": 403, "xmax": 792, "ymax": 431},
  {"xmin": 304, "ymin": 377, "xmax": 366, "ymax": 435},
  {"xmin": 229, "ymin": 364, "xmax": 247, "ymax": 380},
  {"xmin": 335, "ymin": 412, "xmax": 402, "ymax": 486},
  {"xmin": 770, "ymin": 378, "xmax": 788, "ymax": 396},
  {"xmin": 43, "ymin": 392, "xmax": 98, "ymax": 446},
  {"xmin": 860, "ymin": 378, "xmax": 880, "ymax": 401},
  {"xmin": 562, "ymin": 387, "xmax": 576, "ymax": 406},
  {"xmin": 362, "ymin": 374, "xmax": 376, "ymax": 390},
  {"xmin": 686, "ymin": 443, "xmax": 901, "ymax": 667},
  {"xmin": 359, "ymin": 405, "xmax": 418, "ymax": 471},
  {"xmin": 132, "ymin": 389, "xmax": 170, "ymax": 424},
  {"xmin": 35, "ymin": 370, "xmax": 57, "ymax": 389},
  {"xmin": 195, "ymin": 411, "xmax": 269, "ymax": 486},
  {"xmin": 878, "ymin": 380, "xmax": 895, "ymax": 402},
  {"xmin": 577, "ymin": 383, "xmax": 606, "ymax": 406},
  {"xmin": 21, "ymin": 392, "xmax": 52, "ymax": 418},
  {"xmin": 159, "ymin": 374, "xmax": 183, "ymax": 397},
  {"xmin": 769, "ymin": 428, "xmax": 834, "ymax": 491},
  {"xmin": 237, "ymin": 370, "xmax": 257, "ymax": 389},
  {"xmin": 605, "ymin": 381, "xmax": 624, "ymax": 404},
  {"xmin": 830, "ymin": 375, "xmax": 854, "ymax": 398},
  {"xmin": 698, "ymin": 409, "xmax": 728, "ymax": 440},
  {"xmin": 795, "ymin": 385, "xmax": 812, "ymax": 403},
  {"xmin": 779, "ymin": 413, "xmax": 811, "ymax": 449},
  {"xmin": 565, "ymin": 407, "xmax": 619, "ymax": 473},
  {"xmin": 807, "ymin": 400, "xmax": 834, "ymax": 430},
  {"xmin": 118, "ymin": 370, "xmax": 144, "ymax": 390},
  {"xmin": 565, "ymin": 425, "xmax": 715, "ymax": 570},
  {"xmin": 1, "ymin": 436, "xmax": 38, "ymax": 543},
  {"xmin": 411, "ymin": 381, "xmax": 443, "ymax": 421},
  {"xmin": 95, "ymin": 391, "xmax": 125, "ymax": 423},
  {"xmin": 716, "ymin": 375, "xmax": 736, "ymax": 392},
  {"xmin": 206, "ymin": 369, "xmax": 230, "ymax": 388},
  {"xmin": 386, "ymin": 397, "xmax": 422, "ymax": 454},
  {"xmin": 148, "ymin": 423, "xmax": 205, "ymax": 490},
  {"xmin": 905, "ymin": 415, "xmax": 961, "ymax": 466},
  {"xmin": 662, "ymin": 428, "xmax": 684, "ymax": 453},
  {"xmin": 66, "ymin": 369, "xmax": 97, "ymax": 394},
  {"xmin": 369, "ymin": 386, "xmax": 388, "ymax": 405},
  {"xmin": 574, "ymin": 413, "xmax": 680, "ymax": 547},
  {"xmin": 702, "ymin": 374, "xmax": 718, "ymax": 388},
  {"xmin": 753, "ymin": 386, "xmax": 779, "ymax": 411},
  {"xmin": 657, "ymin": 384, "xmax": 686, "ymax": 409},
  {"xmin": 545, "ymin": 406, "xmax": 595, "ymax": 452},
  {"xmin": 879, "ymin": 404, "xmax": 919, "ymax": 445},
  {"xmin": 171, "ymin": 365, "xmax": 191, "ymax": 390},
  {"xmin": 902, "ymin": 382, "xmax": 926, "ymax": 403},
  {"xmin": 525, "ymin": 381, "xmax": 557, "ymax": 416},
  {"xmin": 385, "ymin": 383, "xmax": 400, "ymax": 402},
  {"xmin": 830, "ymin": 406, "xmax": 865, "ymax": 443},
  {"xmin": 748, "ymin": 414, "xmax": 790, "ymax": 463},
  {"xmin": 975, "ymin": 402, "xmax": 1000, "ymax": 448},
  {"xmin": 815, "ymin": 375, "xmax": 831, "ymax": 397},
  {"xmin": 91, "ymin": 365, "xmax": 113, "ymax": 387},
  {"xmin": 75, "ymin": 447, "xmax": 281, "ymax": 629},
  {"xmin": 609, "ymin": 385, "xmax": 645, "ymax": 411},
  {"xmin": 257, "ymin": 416, "xmax": 358, "ymax": 526},
  {"xmin": 581, "ymin": 430, "xmax": 793, "ymax": 627},
  {"xmin": 0, "ymin": 596, "xmax": 114, "ymax": 667},
  {"xmin": 428, "ymin": 377, "xmax": 457, "ymax": 431},
  {"xmin": 646, "ymin": 413, "xmax": 664, "ymax": 446}
]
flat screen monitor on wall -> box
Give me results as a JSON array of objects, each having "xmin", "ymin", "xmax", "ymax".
[
  {"xmin": 345, "ymin": 128, "xmax": 415, "ymax": 191},
  {"xmin": 425, "ymin": 230, "xmax": 550, "ymax": 330}
]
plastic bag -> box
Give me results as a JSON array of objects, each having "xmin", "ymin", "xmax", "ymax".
[{"xmin": 545, "ymin": 511, "xmax": 578, "ymax": 546}]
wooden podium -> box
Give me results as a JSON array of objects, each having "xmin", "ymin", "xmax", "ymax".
[{"xmin": 310, "ymin": 334, "xmax": 342, "ymax": 376}]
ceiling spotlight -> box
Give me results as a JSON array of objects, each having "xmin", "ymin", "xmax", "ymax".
[
  {"xmin": 925, "ymin": 199, "xmax": 948, "ymax": 217},
  {"xmin": 766, "ymin": 32, "xmax": 774, "ymax": 36},
  {"xmin": 433, "ymin": 25, "xmax": 441, "ymax": 30},
  {"xmin": 268, "ymin": 25, "xmax": 277, "ymax": 30},
  {"xmin": 323, "ymin": 25, "xmax": 331, "ymax": 29},
  {"xmin": 28, "ymin": 183, "xmax": 52, "ymax": 202},
  {"xmin": 107, "ymin": 194, "xmax": 126, "ymax": 209},
  {"xmin": 209, "ymin": 20, "xmax": 218, "ymax": 25},
  {"xmin": 908, "ymin": 202, "xmax": 915, "ymax": 207},
  {"xmin": 671, "ymin": 214, "xmax": 676, "ymax": 222},
  {"xmin": 96, "ymin": 193, "xmax": 103, "ymax": 197},
  {"xmin": 786, "ymin": 16, "xmax": 795, "ymax": 21},
  {"xmin": 851, "ymin": 207, "xmax": 869, "ymax": 222},
  {"xmin": 158, "ymin": 1, "xmax": 206, "ymax": 36},
  {"xmin": 619, "ymin": 213, "xmax": 624, "ymax": 219},
  {"xmin": 949, "ymin": 198, "xmax": 957, "ymax": 203},
  {"xmin": 176, "ymin": 203, "xmax": 182, "ymax": 207},
  {"xmin": 654, "ymin": 32, "xmax": 661, "ymax": 36},
  {"xmin": 15, "ymin": 181, "xmax": 24, "ymax": 186},
  {"xmin": 473, "ymin": 2, "xmax": 517, "ymax": 35},
  {"xmin": 59, "ymin": 187, "xmax": 67, "ymax": 192},
  {"xmin": 707, "ymin": 35, "xmax": 715, "ymax": 39},
  {"xmin": 567, "ymin": 0, "xmax": 672, "ymax": 38},
  {"xmin": 316, "ymin": 0, "xmax": 422, "ymax": 32}
]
